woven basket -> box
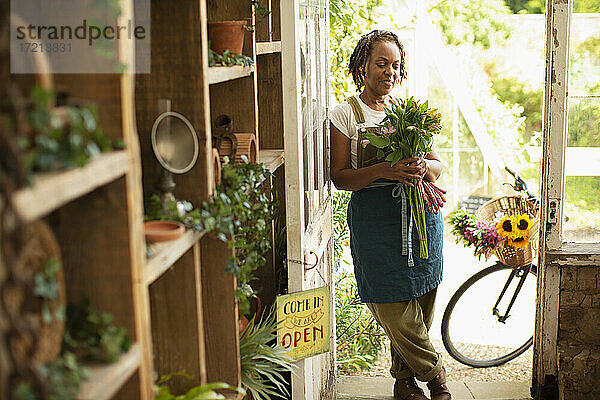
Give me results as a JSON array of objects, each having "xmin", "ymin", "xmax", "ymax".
[{"xmin": 475, "ymin": 196, "xmax": 538, "ymax": 268}]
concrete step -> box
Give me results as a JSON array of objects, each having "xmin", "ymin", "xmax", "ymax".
[{"xmin": 337, "ymin": 376, "xmax": 532, "ymax": 400}]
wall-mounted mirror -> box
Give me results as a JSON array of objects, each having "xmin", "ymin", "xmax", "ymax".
[{"xmin": 151, "ymin": 99, "xmax": 198, "ymax": 211}]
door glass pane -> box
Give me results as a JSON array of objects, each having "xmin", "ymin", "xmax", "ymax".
[
  {"xmin": 299, "ymin": 2, "xmax": 312, "ymax": 228},
  {"xmin": 563, "ymin": 15, "xmax": 600, "ymax": 242}
]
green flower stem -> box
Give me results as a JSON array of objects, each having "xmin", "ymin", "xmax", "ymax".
[{"xmin": 409, "ymin": 181, "xmax": 428, "ymax": 259}]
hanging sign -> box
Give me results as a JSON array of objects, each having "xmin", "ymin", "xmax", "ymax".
[{"xmin": 276, "ymin": 286, "xmax": 330, "ymax": 360}]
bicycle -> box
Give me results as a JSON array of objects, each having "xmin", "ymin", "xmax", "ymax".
[{"xmin": 441, "ymin": 167, "xmax": 540, "ymax": 368}]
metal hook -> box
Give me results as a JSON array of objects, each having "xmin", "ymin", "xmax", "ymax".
[{"xmin": 304, "ymin": 250, "xmax": 320, "ymax": 271}]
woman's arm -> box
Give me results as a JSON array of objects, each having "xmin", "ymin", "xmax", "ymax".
[
  {"xmin": 330, "ymin": 123, "xmax": 422, "ymax": 191},
  {"xmin": 413, "ymin": 150, "xmax": 442, "ymax": 183}
]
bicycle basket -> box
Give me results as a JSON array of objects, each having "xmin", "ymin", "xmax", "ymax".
[{"xmin": 476, "ymin": 196, "xmax": 538, "ymax": 268}]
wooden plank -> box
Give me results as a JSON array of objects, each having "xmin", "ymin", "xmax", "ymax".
[
  {"xmin": 145, "ymin": 230, "xmax": 205, "ymax": 286},
  {"xmin": 259, "ymin": 149, "xmax": 285, "ymax": 173},
  {"xmin": 150, "ymin": 249, "xmax": 205, "ymax": 394},
  {"xmin": 210, "ymin": 71, "xmax": 258, "ymax": 148},
  {"xmin": 257, "ymin": 53, "xmax": 284, "ymax": 149},
  {"xmin": 200, "ymin": 234, "xmax": 241, "ymax": 387},
  {"xmin": 208, "ymin": 65, "xmax": 254, "ymax": 85},
  {"xmin": 12, "ymin": 151, "xmax": 129, "ymax": 223},
  {"xmin": 54, "ymin": 177, "xmax": 136, "ymax": 333},
  {"xmin": 78, "ymin": 343, "xmax": 141, "ymax": 400},
  {"xmin": 255, "ymin": 0, "xmax": 271, "ymax": 42},
  {"xmin": 257, "ymin": 41, "xmax": 282, "ymax": 55},
  {"xmin": 271, "ymin": 0, "xmax": 281, "ymax": 41}
]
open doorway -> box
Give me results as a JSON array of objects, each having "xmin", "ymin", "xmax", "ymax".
[{"xmin": 331, "ymin": 0, "xmax": 600, "ymax": 398}]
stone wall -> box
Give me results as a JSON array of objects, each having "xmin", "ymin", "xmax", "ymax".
[{"xmin": 558, "ymin": 263, "xmax": 600, "ymax": 399}]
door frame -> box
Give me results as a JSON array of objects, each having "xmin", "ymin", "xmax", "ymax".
[{"xmin": 535, "ymin": 0, "xmax": 600, "ymax": 397}]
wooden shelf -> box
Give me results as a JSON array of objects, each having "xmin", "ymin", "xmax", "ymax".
[
  {"xmin": 145, "ymin": 230, "xmax": 206, "ymax": 285},
  {"xmin": 12, "ymin": 151, "xmax": 129, "ymax": 223},
  {"xmin": 256, "ymin": 41, "xmax": 282, "ymax": 55},
  {"xmin": 208, "ymin": 65, "xmax": 254, "ymax": 85},
  {"xmin": 78, "ymin": 343, "xmax": 141, "ymax": 400},
  {"xmin": 259, "ymin": 149, "xmax": 285, "ymax": 173}
]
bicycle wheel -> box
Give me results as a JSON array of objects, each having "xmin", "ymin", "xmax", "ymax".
[{"xmin": 441, "ymin": 262, "xmax": 537, "ymax": 367}]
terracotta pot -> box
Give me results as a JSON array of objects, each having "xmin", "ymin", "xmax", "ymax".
[
  {"xmin": 208, "ymin": 20, "xmax": 246, "ymax": 55},
  {"xmin": 144, "ymin": 220, "xmax": 185, "ymax": 242},
  {"xmin": 219, "ymin": 133, "xmax": 257, "ymax": 164},
  {"xmin": 212, "ymin": 148, "xmax": 222, "ymax": 191},
  {"xmin": 239, "ymin": 295, "xmax": 262, "ymax": 337}
]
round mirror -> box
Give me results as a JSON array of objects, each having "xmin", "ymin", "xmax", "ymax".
[{"xmin": 151, "ymin": 111, "xmax": 199, "ymax": 174}]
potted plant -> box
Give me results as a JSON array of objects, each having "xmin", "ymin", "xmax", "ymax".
[{"xmin": 208, "ymin": 20, "xmax": 247, "ymax": 55}]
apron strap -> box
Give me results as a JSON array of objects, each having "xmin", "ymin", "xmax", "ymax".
[
  {"xmin": 392, "ymin": 183, "xmax": 414, "ymax": 267},
  {"xmin": 346, "ymin": 96, "xmax": 366, "ymax": 124}
]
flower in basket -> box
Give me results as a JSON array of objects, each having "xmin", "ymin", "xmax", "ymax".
[
  {"xmin": 362, "ymin": 96, "xmax": 443, "ymax": 259},
  {"xmin": 496, "ymin": 215, "xmax": 517, "ymax": 239},
  {"xmin": 448, "ymin": 209, "xmax": 506, "ymax": 260},
  {"xmin": 497, "ymin": 213, "xmax": 534, "ymax": 249}
]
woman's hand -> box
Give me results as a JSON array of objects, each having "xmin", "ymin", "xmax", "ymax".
[
  {"xmin": 379, "ymin": 157, "xmax": 423, "ymax": 186},
  {"xmin": 409, "ymin": 157, "xmax": 429, "ymax": 183}
]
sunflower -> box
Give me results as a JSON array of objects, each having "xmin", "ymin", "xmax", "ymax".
[
  {"xmin": 515, "ymin": 213, "xmax": 533, "ymax": 235},
  {"xmin": 496, "ymin": 215, "xmax": 517, "ymax": 239},
  {"xmin": 508, "ymin": 235, "xmax": 530, "ymax": 249}
]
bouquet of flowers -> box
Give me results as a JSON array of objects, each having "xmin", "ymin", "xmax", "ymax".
[
  {"xmin": 449, "ymin": 209, "xmax": 535, "ymax": 260},
  {"xmin": 363, "ymin": 97, "xmax": 443, "ymax": 259},
  {"xmin": 448, "ymin": 209, "xmax": 505, "ymax": 260}
]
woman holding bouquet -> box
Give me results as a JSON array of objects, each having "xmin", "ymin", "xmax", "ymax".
[{"xmin": 330, "ymin": 30, "xmax": 451, "ymax": 400}]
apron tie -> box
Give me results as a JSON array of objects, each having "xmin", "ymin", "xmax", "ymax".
[{"xmin": 391, "ymin": 183, "xmax": 414, "ymax": 267}]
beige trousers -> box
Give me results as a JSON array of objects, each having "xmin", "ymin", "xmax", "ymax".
[{"xmin": 366, "ymin": 288, "xmax": 443, "ymax": 382}]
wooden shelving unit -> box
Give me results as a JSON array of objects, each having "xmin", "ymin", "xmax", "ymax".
[
  {"xmin": 12, "ymin": 151, "xmax": 129, "ymax": 223},
  {"xmin": 145, "ymin": 230, "xmax": 206, "ymax": 286},
  {"xmin": 256, "ymin": 41, "xmax": 282, "ymax": 55},
  {"xmin": 78, "ymin": 343, "xmax": 142, "ymax": 400},
  {"xmin": 1, "ymin": 0, "xmax": 290, "ymax": 398},
  {"xmin": 208, "ymin": 65, "xmax": 255, "ymax": 85}
]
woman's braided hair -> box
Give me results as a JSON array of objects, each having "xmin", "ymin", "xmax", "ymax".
[{"xmin": 348, "ymin": 30, "xmax": 407, "ymax": 89}]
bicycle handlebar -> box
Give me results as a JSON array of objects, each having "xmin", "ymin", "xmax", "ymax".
[{"xmin": 504, "ymin": 166, "xmax": 539, "ymax": 205}]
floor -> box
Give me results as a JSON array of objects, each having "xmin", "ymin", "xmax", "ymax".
[{"xmin": 336, "ymin": 376, "xmax": 533, "ymax": 400}]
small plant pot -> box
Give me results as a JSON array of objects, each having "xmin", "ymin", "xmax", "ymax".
[
  {"xmin": 144, "ymin": 220, "xmax": 185, "ymax": 242},
  {"xmin": 208, "ymin": 20, "xmax": 247, "ymax": 55},
  {"xmin": 219, "ymin": 133, "xmax": 257, "ymax": 164}
]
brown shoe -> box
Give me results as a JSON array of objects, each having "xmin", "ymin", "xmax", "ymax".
[
  {"xmin": 394, "ymin": 376, "xmax": 429, "ymax": 400},
  {"xmin": 426, "ymin": 367, "xmax": 452, "ymax": 400}
]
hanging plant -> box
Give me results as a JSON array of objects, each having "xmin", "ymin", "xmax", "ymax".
[{"xmin": 144, "ymin": 156, "xmax": 278, "ymax": 314}]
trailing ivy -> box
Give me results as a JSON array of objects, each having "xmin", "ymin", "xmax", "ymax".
[
  {"xmin": 20, "ymin": 85, "xmax": 124, "ymax": 177},
  {"xmin": 63, "ymin": 299, "xmax": 131, "ymax": 363},
  {"xmin": 33, "ymin": 257, "xmax": 65, "ymax": 324},
  {"xmin": 13, "ymin": 352, "xmax": 89, "ymax": 400},
  {"xmin": 208, "ymin": 48, "xmax": 254, "ymax": 67},
  {"xmin": 145, "ymin": 156, "xmax": 278, "ymax": 314}
]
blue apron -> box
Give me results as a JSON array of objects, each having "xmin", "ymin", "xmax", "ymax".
[
  {"xmin": 347, "ymin": 181, "xmax": 444, "ymax": 303},
  {"xmin": 344, "ymin": 96, "xmax": 444, "ymax": 303}
]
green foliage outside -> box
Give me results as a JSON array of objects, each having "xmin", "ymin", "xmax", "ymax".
[
  {"xmin": 503, "ymin": 0, "xmax": 600, "ymax": 13},
  {"xmin": 329, "ymin": 0, "xmax": 383, "ymax": 102},
  {"xmin": 429, "ymin": 0, "xmax": 512, "ymax": 48},
  {"xmin": 335, "ymin": 269, "xmax": 386, "ymax": 374}
]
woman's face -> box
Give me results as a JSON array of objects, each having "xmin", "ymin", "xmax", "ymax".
[{"xmin": 363, "ymin": 40, "xmax": 402, "ymax": 96}]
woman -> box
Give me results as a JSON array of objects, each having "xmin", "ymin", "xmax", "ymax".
[{"xmin": 330, "ymin": 30, "xmax": 451, "ymax": 400}]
